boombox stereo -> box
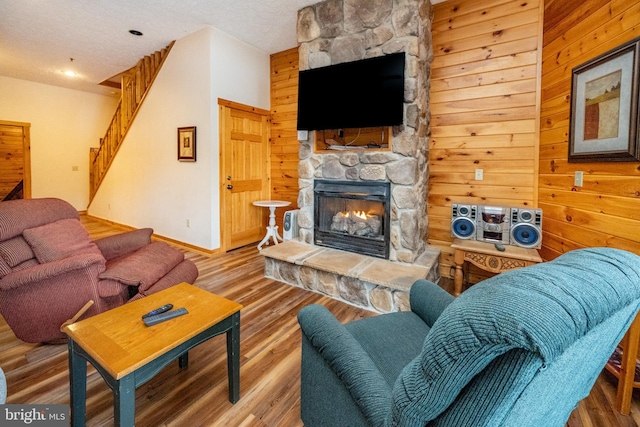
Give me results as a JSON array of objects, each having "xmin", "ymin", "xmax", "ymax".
[
  {"xmin": 451, "ymin": 204, "xmax": 543, "ymax": 249},
  {"xmin": 283, "ymin": 210, "xmax": 300, "ymax": 241},
  {"xmin": 476, "ymin": 205, "xmax": 510, "ymax": 245},
  {"xmin": 450, "ymin": 204, "xmax": 477, "ymax": 240},
  {"xmin": 510, "ymin": 208, "xmax": 543, "ymax": 249}
]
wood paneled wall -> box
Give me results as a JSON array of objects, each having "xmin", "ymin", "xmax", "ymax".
[
  {"xmin": 428, "ymin": 0, "xmax": 543, "ymax": 280},
  {"xmin": 269, "ymin": 47, "xmax": 300, "ymax": 229},
  {"xmin": 539, "ymin": 0, "xmax": 640, "ymax": 260},
  {"xmin": 0, "ymin": 121, "xmax": 30, "ymax": 200}
]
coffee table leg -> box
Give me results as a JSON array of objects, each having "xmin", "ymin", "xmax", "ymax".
[
  {"xmin": 179, "ymin": 351, "xmax": 189, "ymax": 369},
  {"xmin": 114, "ymin": 375, "xmax": 136, "ymax": 427},
  {"xmin": 227, "ymin": 312, "xmax": 241, "ymax": 403},
  {"xmin": 68, "ymin": 339, "xmax": 87, "ymax": 427}
]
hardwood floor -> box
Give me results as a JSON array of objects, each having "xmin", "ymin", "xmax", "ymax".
[{"xmin": 1, "ymin": 216, "xmax": 639, "ymax": 426}]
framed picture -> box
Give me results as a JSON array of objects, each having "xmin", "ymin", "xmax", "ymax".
[
  {"xmin": 568, "ymin": 37, "xmax": 640, "ymax": 162},
  {"xmin": 177, "ymin": 126, "xmax": 196, "ymax": 162}
]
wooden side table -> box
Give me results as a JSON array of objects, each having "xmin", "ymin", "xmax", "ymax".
[{"xmin": 451, "ymin": 238, "xmax": 542, "ymax": 297}]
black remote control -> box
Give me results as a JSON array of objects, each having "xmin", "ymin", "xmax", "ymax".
[
  {"xmin": 142, "ymin": 304, "xmax": 173, "ymax": 319},
  {"xmin": 143, "ymin": 307, "xmax": 188, "ymax": 326}
]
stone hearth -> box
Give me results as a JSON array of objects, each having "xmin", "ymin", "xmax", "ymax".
[{"xmin": 262, "ymin": 241, "xmax": 440, "ymax": 312}]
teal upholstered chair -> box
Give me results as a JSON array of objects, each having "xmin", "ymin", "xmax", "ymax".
[{"xmin": 298, "ymin": 248, "xmax": 640, "ymax": 426}]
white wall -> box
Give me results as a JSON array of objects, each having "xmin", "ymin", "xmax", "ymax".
[
  {"xmin": 89, "ymin": 26, "xmax": 270, "ymax": 250},
  {"xmin": 0, "ymin": 76, "xmax": 118, "ymax": 209}
]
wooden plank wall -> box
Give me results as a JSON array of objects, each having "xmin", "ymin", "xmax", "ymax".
[
  {"xmin": 539, "ymin": 0, "xmax": 640, "ymax": 260},
  {"xmin": 428, "ymin": 0, "xmax": 543, "ymax": 281},
  {"xmin": 0, "ymin": 122, "xmax": 29, "ymax": 200},
  {"xmin": 269, "ymin": 47, "xmax": 300, "ymax": 229}
]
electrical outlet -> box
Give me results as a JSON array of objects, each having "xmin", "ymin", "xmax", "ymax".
[
  {"xmin": 574, "ymin": 171, "xmax": 583, "ymax": 187},
  {"xmin": 71, "ymin": 166, "xmax": 79, "ymax": 171},
  {"xmin": 475, "ymin": 168, "xmax": 484, "ymax": 180},
  {"xmin": 186, "ymin": 219, "xmax": 190, "ymax": 228}
]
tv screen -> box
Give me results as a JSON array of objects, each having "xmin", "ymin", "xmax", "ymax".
[{"xmin": 297, "ymin": 52, "xmax": 405, "ymax": 131}]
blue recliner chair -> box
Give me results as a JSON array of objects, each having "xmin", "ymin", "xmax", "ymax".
[{"xmin": 298, "ymin": 248, "xmax": 640, "ymax": 426}]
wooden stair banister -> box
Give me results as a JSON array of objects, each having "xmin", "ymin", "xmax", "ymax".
[{"xmin": 88, "ymin": 42, "xmax": 174, "ymax": 203}]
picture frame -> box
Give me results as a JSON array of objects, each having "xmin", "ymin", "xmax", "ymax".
[
  {"xmin": 568, "ymin": 37, "xmax": 640, "ymax": 162},
  {"xmin": 177, "ymin": 126, "xmax": 196, "ymax": 162}
]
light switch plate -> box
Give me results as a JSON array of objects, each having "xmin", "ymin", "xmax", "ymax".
[
  {"xmin": 475, "ymin": 168, "xmax": 483, "ymax": 180},
  {"xmin": 574, "ymin": 171, "xmax": 583, "ymax": 187}
]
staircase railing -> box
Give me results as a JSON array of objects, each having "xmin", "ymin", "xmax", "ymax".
[{"xmin": 89, "ymin": 41, "xmax": 174, "ymax": 202}]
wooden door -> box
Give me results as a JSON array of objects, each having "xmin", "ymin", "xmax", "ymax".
[
  {"xmin": 0, "ymin": 121, "xmax": 31, "ymax": 200},
  {"xmin": 219, "ymin": 99, "xmax": 271, "ymax": 251}
]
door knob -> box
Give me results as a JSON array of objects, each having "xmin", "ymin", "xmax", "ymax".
[{"xmin": 227, "ymin": 184, "xmax": 233, "ymax": 190}]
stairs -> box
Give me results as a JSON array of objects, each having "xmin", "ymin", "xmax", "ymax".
[
  {"xmin": 2, "ymin": 180, "xmax": 23, "ymax": 201},
  {"xmin": 89, "ymin": 42, "xmax": 174, "ymax": 202}
]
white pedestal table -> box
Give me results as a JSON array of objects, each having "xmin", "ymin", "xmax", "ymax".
[{"xmin": 253, "ymin": 200, "xmax": 291, "ymax": 250}]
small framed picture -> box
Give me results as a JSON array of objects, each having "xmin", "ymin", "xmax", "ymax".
[
  {"xmin": 178, "ymin": 126, "xmax": 196, "ymax": 162},
  {"xmin": 568, "ymin": 37, "xmax": 640, "ymax": 162}
]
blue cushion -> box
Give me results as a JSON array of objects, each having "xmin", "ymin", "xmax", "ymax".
[{"xmin": 346, "ymin": 311, "xmax": 430, "ymax": 388}]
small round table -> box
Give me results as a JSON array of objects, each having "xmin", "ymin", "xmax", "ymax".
[{"xmin": 253, "ymin": 200, "xmax": 291, "ymax": 250}]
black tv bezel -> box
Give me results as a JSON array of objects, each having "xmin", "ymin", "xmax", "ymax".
[{"xmin": 297, "ymin": 52, "xmax": 405, "ymax": 131}]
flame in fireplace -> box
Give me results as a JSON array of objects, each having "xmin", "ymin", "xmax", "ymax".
[
  {"xmin": 354, "ymin": 210, "xmax": 367, "ymax": 219},
  {"xmin": 338, "ymin": 210, "xmax": 369, "ymax": 219}
]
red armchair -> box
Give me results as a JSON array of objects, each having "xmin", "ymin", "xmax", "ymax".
[{"xmin": 0, "ymin": 198, "xmax": 198, "ymax": 343}]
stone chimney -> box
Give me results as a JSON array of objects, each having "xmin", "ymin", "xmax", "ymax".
[{"xmin": 295, "ymin": 0, "xmax": 433, "ymax": 264}]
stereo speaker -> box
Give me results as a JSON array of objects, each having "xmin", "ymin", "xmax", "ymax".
[
  {"xmin": 450, "ymin": 204, "xmax": 477, "ymax": 240},
  {"xmin": 283, "ymin": 210, "xmax": 300, "ymax": 241},
  {"xmin": 510, "ymin": 208, "xmax": 543, "ymax": 249},
  {"xmin": 476, "ymin": 205, "xmax": 510, "ymax": 245}
]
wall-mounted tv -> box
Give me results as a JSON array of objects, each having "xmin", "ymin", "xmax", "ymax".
[{"xmin": 297, "ymin": 52, "xmax": 405, "ymax": 131}]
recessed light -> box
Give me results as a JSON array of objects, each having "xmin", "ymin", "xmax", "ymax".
[
  {"xmin": 64, "ymin": 70, "xmax": 77, "ymax": 77},
  {"xmin": 129, "ymin": 30, "xmax": 143, "ymax": 36}
]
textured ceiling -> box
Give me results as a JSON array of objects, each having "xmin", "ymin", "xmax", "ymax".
[
  {"xmin": 0, "ymin": 0, "xmax": 319, "ymax": 96},
  {"xmin": 0, "ymin": 1, "xmax": 447, "ymax": 97}
]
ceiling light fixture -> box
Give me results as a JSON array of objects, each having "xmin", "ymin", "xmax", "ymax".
[
  {"xmin": 63, "ymin": 58, "xmax": 77, "ymax": 77},
  {"xmin": 129, "ymin": 30, "xmax": 143, "ymax": 36}
]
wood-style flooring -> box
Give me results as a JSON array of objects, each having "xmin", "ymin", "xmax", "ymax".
[{"xmin": 0, "ymin": 216, "xmax": 639, "ymax": 426}]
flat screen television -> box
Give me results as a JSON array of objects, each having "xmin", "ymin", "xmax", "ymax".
[{"xmin": 297, "ymin": 52, "xmax": 405, "ymax": 131}]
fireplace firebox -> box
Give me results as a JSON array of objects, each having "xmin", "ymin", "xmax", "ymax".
[{"xmin": 314, "ymin": 180, "xmax": 391, "ymax": 259}]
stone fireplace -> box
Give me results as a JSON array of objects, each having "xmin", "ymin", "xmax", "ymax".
[
  {"xmin": 296, "ymin": 0, "xmax": 432, "ymax": 264},
  {"xmin": 261, "ymin": 0, "xmax": 440, "ymax": 313}
]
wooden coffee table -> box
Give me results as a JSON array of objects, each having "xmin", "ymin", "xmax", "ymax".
[{"xmin": 63, "ymin": 283, "xmax": 243, "ymax": 427}]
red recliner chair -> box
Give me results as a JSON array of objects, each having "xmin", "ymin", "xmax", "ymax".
[{"xmin": 0, "ymin": 198, "xmax": 199, "ymax": 343}]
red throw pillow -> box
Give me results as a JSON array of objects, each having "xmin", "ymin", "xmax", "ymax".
[{"xmin": 23, "ymin": 218, "xmax": 104, "ymax": 263}]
